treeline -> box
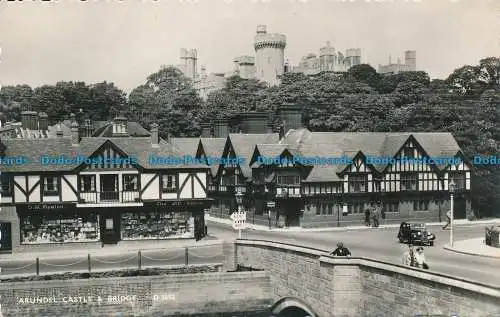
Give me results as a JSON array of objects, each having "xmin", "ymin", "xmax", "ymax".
[{"xmin": 0, "ymin": 58, "xmax": 499, "ymax": 217}]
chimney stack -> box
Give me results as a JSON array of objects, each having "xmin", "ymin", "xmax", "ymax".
[
  {"xmin": 56, "ymin": 123, "xmax": 63, "ymax": 138},
  {"xmin": 238, "ymin": 112, "xmax": 270, "ymax": 134},
  {"xmin": 200, "ymin": 122, "xmax": 212, "ymax": 138},
  {"xmin": 214, "ymin": 119, "xmax": 229, "ymax": 138},
  {"xmin": 112, "ymin": 115, "xmax": 128, "ymax": 136},
  {"xmin": 71, "ymin": 120, "xmax": 79, "ymax": 146},
  {"xmin": 38, "ymin": 112, "xmax": 49, "ymax": 130},
  {"xmin": 278, "ymin": 103, "xmax": 303, "ymax": 134},
  {"xmin": 267, "ymin": 114, "xmax": 274, "ymax": 134},
  {"xmin": 21, "ymin": 111, "xmax": 37, "ymax": 130},
  {"xmin": 150, "ymin": 123, "xmax": 159, "ymax": 147}
]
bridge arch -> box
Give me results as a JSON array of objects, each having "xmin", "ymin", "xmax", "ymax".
[{"xmin": 270, "ymin": 297, "xmax": 318, "ymax": 317}]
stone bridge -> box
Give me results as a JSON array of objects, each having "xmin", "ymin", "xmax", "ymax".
[{"xmin": 226, "ymin": 239, "xmax": 500, "ymax": 317}]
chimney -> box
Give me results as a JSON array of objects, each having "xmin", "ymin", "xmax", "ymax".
[
  {"xmin": 38, "ymin": 112, "xmax": 48, "ymax": 130},
  {"xmin": 278, "ymin": 104, "xmax": 303, "ymax": 134},
  {"xmin": 200, "ymin": 122, "xmax": 212, "ymax": 137},
  {"xmin": 112, "ymin": 115, "xmax": 128, "ymax": 136},
  {"xmin": 239, "ymin": 112, "xmax": 269, "ymax": 134},
  {"xmin": 214, "ymin": 119, "xmax": 229, "ymax": 138},
  {"xmin": 56, "ymin": 123, "xmax": 63, "ymax": 138},
  {"xmin": 267, "ymin": 114, "xmax": 274, "ymax": 134},
  {"xmin": 71, "ymin": 120, "xmax": 79, "ymax": 146},
  {"xmin": 30, "ymin": 112, "xmax": 38, "ymax": 130},
  {"xmin": 150, "ymin": 123, "xmax": 159, "ymax": 147},
  {"xmin": 21, "ymin": 111, "xmax": 30, "ymax": 129}
]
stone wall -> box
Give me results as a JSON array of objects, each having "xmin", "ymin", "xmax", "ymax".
[
  {"xmin": 236, "ymin": 239, "xmax": 500, "ymax": 317},
  {"xmin": 0, "ymin": 270, "xmax": 272, "ymax": 317}
]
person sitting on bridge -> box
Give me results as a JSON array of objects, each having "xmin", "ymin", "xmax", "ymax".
[
  {"xmin": 330, "ymin": 242, "xmax": 351, "ymax": 256},
  {"xmin": 402, "ymin": 244, "xmax": 417, "ymax": 267}
]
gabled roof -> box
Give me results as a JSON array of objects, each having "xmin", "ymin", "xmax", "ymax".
[
  {"xmin": 250, "ymin": 144, "xmax": 303, "ymax": 168},
  {"xmin": 226, "ymin": 133, "xmax": 280, "ymax": 178},
  {"xmin": 2, "ymin": 136, "xmax": 208, "ymax": 172},
  {"xmin": 280, "ymin": 128, "xmax": 462, "ymax": 182},
  {"xmin": 199, "ymin": 138, "xmax": 226, "ymax": 176}
]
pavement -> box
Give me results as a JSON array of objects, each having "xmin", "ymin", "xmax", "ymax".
[
  {"xmin": 206, "ymin": 214, "xmax": 500, "ymax": 232},
  {"xmin": 444, "ymin": 238, "xmax": 500, "ymax": 258}
]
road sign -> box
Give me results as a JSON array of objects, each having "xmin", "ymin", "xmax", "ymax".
[
  {"xmin": 231, "ymin": 211, "xmax": 247, "ymax": 230},
  {"xmin": 267, "ymin": 201, "xmax": 275, "ymax": 208}
]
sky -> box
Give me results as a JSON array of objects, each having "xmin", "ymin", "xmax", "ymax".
[{"xmin": 0, "ymin": 0, "xmax": 498, "ymax": 94}]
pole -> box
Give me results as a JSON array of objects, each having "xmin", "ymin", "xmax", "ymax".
[
  {"xmin": 238, "ymin": 204, "xmax": 242, "ymax": 239},
  {"xmin": 450, "ymin": 193, "xmax": 454, "ymax": 247}
]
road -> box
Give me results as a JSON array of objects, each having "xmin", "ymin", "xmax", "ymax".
[
  {"xmin": 207, "ymin": 221, "xmax": 500, "ymax": 287},
  {"xmin": 0, "ymin": 243, "xmax": 224, "ymax": 278}
]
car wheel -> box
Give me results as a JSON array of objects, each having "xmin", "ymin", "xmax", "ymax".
[{"xmin": 429, "ymin": 241, "xmax": 434, "ymax": 246}]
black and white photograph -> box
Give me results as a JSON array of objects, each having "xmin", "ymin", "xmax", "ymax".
[{"xmin": 0, "ymin": 0, "xmax": 499, "ymax": 316}]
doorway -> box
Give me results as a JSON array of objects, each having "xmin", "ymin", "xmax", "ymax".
[
  {"xmin": 100, "ymin": 174, "xmax": 119, "ymax": 201},
  {"xmin": 282, "ymin": 200, "xmax": 301, "ymax": 227},
  {"xmin": 453, "ymin": 195, "xmax": 467, "ymax": 219},
  {"xmin": 100, "ymin": 213, "xmax": 121, "ymax": 244}
]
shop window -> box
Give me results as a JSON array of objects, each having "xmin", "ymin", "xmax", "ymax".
[
  {"xmin": 42, "ymin": 176, "xmax": 59, "ymax": 196},
  {"xmin": 121, "ymin": 211, "xmax": 194, "ymax": 240},
  {"xmin": 349, "ymin": 174, "xmax": 367, "ymax": 193},
  {"xmin": 21, "ymin": 213, "xmax": 100, "ymax": 244},
  {"xmin": 123, "ymin": 174, "xmax": 139, "ymax": 191},
  {"xmin": 400, "ymin": 173, "xmax": 418, "ymax": 191},
  {"xmin": 348, "ymin": 203, "xmax": 364, "ymax": 214},
  {"xmin": 80, "ymin": 175, "xmax": 96, "ymax": 192},
  {"xmin": 413, "ymin": 200, "xmax": 429, "ymax": 211},
  {"xmin": 0, "ymin": 173, "xmax": 13, "ymax": 197},
  {"xmin": 162, "ymin": 174, "xmax": 177, "ymax": 192},
  {"xmin": 383, "ymin": 202, "xmax": 399, "ymax": 213}
]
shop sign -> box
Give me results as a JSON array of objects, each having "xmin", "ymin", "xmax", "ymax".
[
  {"xmin": 26, "ymin": 203, "xmax": 72, "ymax": 210},
  {"xmin": 154, "ymin": 201, "xmax": 207, "ymax": 208}
]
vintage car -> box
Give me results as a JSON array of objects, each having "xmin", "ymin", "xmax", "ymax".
[{"xmin": 397, "ymin": 222, "xmax": 436, "ymax": 246}]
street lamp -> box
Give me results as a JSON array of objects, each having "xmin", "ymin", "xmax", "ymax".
[
  {"xmin": 235, "ymin": 191, "xmax": 244, "ymax": 238},
  {"xmin": 449, "ymin": 179, "xmax": 456, "ymax": 247}
]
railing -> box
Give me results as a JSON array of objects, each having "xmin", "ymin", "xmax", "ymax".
[
  {"xmin": 79, "ymin": 191, "xmax": 141, "ymax": 204},
  {"xmin": 0, "ymin": 243, "xmax": 224, "ymax": 279}
]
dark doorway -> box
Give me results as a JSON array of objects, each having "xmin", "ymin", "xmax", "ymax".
[
  {"xmin": 100, "ymin": 213, "xmax": 121, "ymax": 244},
  {"xmin": 194, "ymin": 211, "xmax": 205, "ymax": 241},
  {"xmin": 100, "ymin": 174, "xmax": 119, "ymax": 201},
  {"xmin": 282, "ymin": 200, "xmax": 301, "ymax": 227},
  {"xmin": 278, "ymin": 306, "xmax": 311, "ymax": 317},
  {"xmin": 453, "ymin": 195, "xmax": 467, "ymax": 219}
]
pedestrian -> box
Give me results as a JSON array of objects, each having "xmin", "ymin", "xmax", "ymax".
[
  {"xmin": 330, "ymin": 242, "xmax": 351, "ymax": 257},
  {"xmin": 402, "ymin": 244, "xmax": 417, "ymax": 267},
  {"xmin": 372, "ymin": 204, "xmax": 380, "ymax": 228},
  {"xmin": 414, "ymin": 247, "xmax": 429, "ymax": 269},
  {"xmin": 442, "ymin": 210, "xmax": 452, "ymax": 229},
  {"xmin": 364, "ymin": 208, "xmax": 371, "ymax": 227}
]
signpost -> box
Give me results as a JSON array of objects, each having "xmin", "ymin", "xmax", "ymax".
[{"xmin": 230, "ymin": 210, "xmax": 247, "ymax": 238}]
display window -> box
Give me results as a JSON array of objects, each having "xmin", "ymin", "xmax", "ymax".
[
  {"xmin": 121, "ymin": 211, "xmax": 194, "ymax": 240},
  {"xmin": 20, "ymin": 213, "xmax": 100, "ymax": 244}
]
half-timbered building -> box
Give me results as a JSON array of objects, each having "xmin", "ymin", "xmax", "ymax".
[{"xmin": 0, "ymin": 118, "xmax": 211, "ymax": 252}]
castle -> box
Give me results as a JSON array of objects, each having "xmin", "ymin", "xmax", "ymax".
[{"xmin": 175, "ymin": 25, "xmax": 415, "ymax": 98}]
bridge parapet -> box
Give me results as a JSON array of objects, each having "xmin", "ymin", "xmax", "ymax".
[{"xmin": 235, "ymin": 239, "xmax": 500, "ymax": 317}]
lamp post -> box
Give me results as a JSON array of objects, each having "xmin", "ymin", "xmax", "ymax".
[
  {"xmin": 235, "ymin": 191, "xmax": 244, "ymax": 239},
  {"xmin": 449, "ymin": 180, "xmax": 456, "ymax": 247}
]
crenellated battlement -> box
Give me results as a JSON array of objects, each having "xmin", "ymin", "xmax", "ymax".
[{"xmin": 254, "ymin": 34, "xmax": 287, "ymax": 50}]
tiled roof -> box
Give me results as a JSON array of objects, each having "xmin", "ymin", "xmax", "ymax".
[
  {"xmin": 2, "ymin": 136, "xmax": 208, "ymax": 172},
  {"xmin": 199, "ymin": 138, "xmax": 226, "ymax": 176},
  {"xmin": 171, "ymin": 138, "xmax": 201, "ymax": 157},
  {"xmin": 278, "ymin": 128, "xmax": 462, "ymax": 182},
  {"xmin": 228, "ymin": 133, "xmax": 280, "ymax": 178}
]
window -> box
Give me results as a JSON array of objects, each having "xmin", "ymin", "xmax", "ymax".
[
  {"xmin": 413, "ymin": 200, "xmax": 429, "ymax": 211},
  {"xmin": 348, "ymin": 174, "xmax": 367, "ymax": 193},
  {"xmin": 162, "ymin": 174, "xmax": 177, "ymax": 192},
  {"xmin": 403, "ymin": 147, "xmax": 414, "ymax": 158},
  {"xmin": 43, "ymin": 176, "xmax": 59, "ymax": 196},
  {"xmin": 123, "ymin": 175, "xmax": 139, "ymax": 191},
  {"xmin": 80, "ymin": 175, "xmax": 96, "ymax": 192},
  {"xmin": 277, "ymin": 175, "xmax": 300, "ymax": 185},
  {"xmin": 0, "ymin": 173, "xmax": 13, "ymax": 197},
  {"xmin": 383, "ymin": 202, "xmax": 399, "ymax": 213},
  {"xmin": 449, "ymin": 172, "xmax": 465, "ymax": 190},
  {"xmin": 400, "ymin": 173, "xmax": 417, "ymax": 191},
  {"xmin": 348, "ymin": 203, "xmax": 364, "ymax": 214}
]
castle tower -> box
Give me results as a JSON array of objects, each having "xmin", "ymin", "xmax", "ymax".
[
  {"xmin": 179, "ymin": 48, "xmax": 188, "ymax": 75},
  {"xmin": 404, "ymin": 50, "xmax": 416, "ymax": 71},
  {"xmin": 234, "ymin": 56, "xmax": 255, "ymax": 79},
  {"xmin": 319, "ymin": 41, "xmax": 337, "ymax": 71},
  {"xmin": 344, "ymin": 48, "xmax": 361, "ymax": 70},
  {"xmin": 254, "ymin": 25, "xmax": 286, "ymax": 86},
  {"xmin": 185, "ymin": 49, "xmax": 198, "ymax": 80}
]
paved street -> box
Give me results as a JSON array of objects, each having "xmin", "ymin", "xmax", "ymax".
[
  {"xmin": 0, "ymin": 243, "xmax": 224, "ymax": 278},
  {"xmin": 207, "ymin": 221, "xmax": 500, "ymax": 287}
]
